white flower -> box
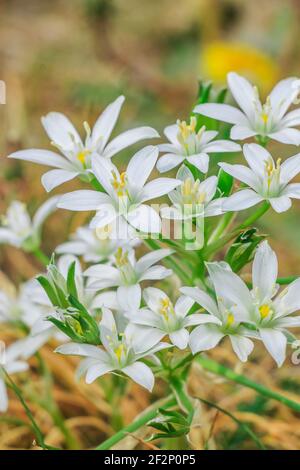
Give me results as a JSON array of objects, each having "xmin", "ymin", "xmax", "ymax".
[
  {"xmin": 128, "ymin": 287, "xmax": 213, "ymax": 351},
  {"xmin": 157, "ymin": 118, "xmax": 240, "ymax": 173},
  {"xmin": 55, "ymin": 223, "xmax": 140, "ymax": 263},
  {"xmin": 0, "ymin": 341, "xmax": 29, "ymax": 412},
  {"xmin": 8, "ymin": 96, "xmax": 159, "ymax": 192},
  {"xmin": 219, "ymin": 143, "xmax": 300, "ymax": 213},
  {"xmin": 181, "ymin": 262, "xmax": 255, "ymax": 362},
  {"xmin": 0, "ymin": 197, "xmax": 58, "ymax": 251},
  {"xmin": 249, "ymin": 241, "xmax": 300, "ymax": 367},
  {"xmin": 55, "ymin": 308, "xmax": 169, "ymax": 391},
  {"xmin": 195, "ymin": 72, "xmax": 300, "ymax": 145},
  {"xmin": 58, "ymin": 146, "xmax": 181, "ymax": 234},
  {"xmin": 160, "ymin": 165, "xmax": 225, "ymax": 220},
  {"xmin": 84, "ymin": 248, "xmax": 173, "ymax": 301}
]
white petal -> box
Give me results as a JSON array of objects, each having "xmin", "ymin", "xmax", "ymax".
[
  {"xmin": 164, "ymin": 124, "xmax": 180, "ymax": 145},
  {"xmin": 230, "ymin": 125, "xmax": 257, "ymax": 140},
  {"xmin": 229, "ymin": 335, "xmax": 254, "ymax": 362},
  {"xmin": 126, "ymin": 204, "xmax": 161, "ymax": 233},
  {"xmin": 41, "ymin": 112, "xmax": 81, "ymax": 150},
  {"xmin": 117, "ymin": 284, "xmax": 142, "ymax": 313},
  {"xmin": 32, "ymin": 195, "xmax": 60, "ymax": 229},
  {"xmin": 206, "ymin": 262, "xmax": 253, "ymax": 319},
  {"xmin": 129, "ymin": 324, "xmax": 165, "ymax": 352},
  {"xmin": 89, "ymin": 205, "xmax": 118, "ymax": 229},
  {"xmin": 91, "ymin": 155, "xmax": 116, "ymax": 198},
  {"xmin": 269, "ymin": 77, "xmax": 299, "ymax": 119},
  {"xmin": 0, "ymin": 228, "xmax": 20, "ymax": 246},
  {"xmin": 180, "ymin": 287, "xmax": 220, "ymax": 317},
  {"xmin": 85, "ymin": 264, "xmax": 120, "ymax": 282},
  {"xmin": 57, "ymin": 190, "xmax": 111, "ymax": 211},
  {"xmin": 189, "ymin": 324, "xmax": 224, "ymax": 354},
  {"xmin": 204, "ymin": 140, "xmax": 241, "ymax": 153},
  {"xmin": 269, "ymin": 128, "xmax": 300, "ymax": 145},
  {"xmin": 126, "ymin": 146, "xmax": 158, "ymax": 190},
  {"xmin": 55, "ymin": 343, "xmax": 107, "ymax": 360},
  {"xmin": 104, "ymin": 127, "xmax": 159, "ymax": 159},
  {"xmin": 276, "ymin": 316, "xmax": 300, "ymax": 328},
  {"xmin": 269, "ymin": 196, "xmax": 291, "ymax": 213},
  {"xmin": 223, "ymin": 189, "xmax": 264, "ymax": 211},
  {"xmin": 274, "ymin": 278, "xmax": 300, "ymax": 315},
  {"xmin": 184, "ymin": 313, "xmax": 222, "ymax": 327},
  {"xmin": 142, "ymin": 178, "xmax": 181, "ymax": 202},
  {"xmin": 42, "ymin": 169, "xmax": 79, "ymax": 192},
  {"xmin": 136, "ymin": 249, "xmax": 172, "ymax": 274},
  {"xmin": 194, "ymin": 103, "xmax": 248, "ymax": 125},
  {"xmin": 187, "ymin": 153, "xmax": 209, "ymax": 173},
  {"xmin": 252, "ymin": 241, "xmax": 278, "ymax": 303},
  {"xmin": 139, "ymin": 265, "xmax": 172, "ymax": 281},
  {"xmin": 169, "ymin": 328, "xmax": 189, "ymax": 349},
  {"xmin": 218, "ymin": 162, "xmax": 259, "ymax": 190},
  {"xmin": 259, "ymin": 328, "xmax": 287, "ymax": 367},
  {"xmin": 85, "ymin": 362, "xmax": 114, "ymax": 384},
  {"xmin": 122, "ymin": 361, "xmax": 155, "ymax": 391},
  {"xmin": 91, "ymin": 95, "xmax": 125, "ymax": 150},
  {"xmin": 90, "ymin": 291, "xmax": 118, "ymax": 310},
  {"xmin": 283, "ymin": 183, "xmax": 300, "ymax": 199},
  {"xmin": 280, "ymin": 153, "xmax": 300, "ymax": 183},
  {"xmin": 0, "ymin": 379, "xmax": 8, "ymax": 412},
  {"xmin": 243, "ymin": 143, "xmax": 271, "ymax": 178},
  {"xmin": 156, "ymin": 154, "xmax": 184, "ymax": 173},
  {"xmin": 8, "ymin": 149, "xmax": 74, "ymax": 170},
  {"xmin": 281, "ymin": 108, "xmax": 300, "ymax": 127},
  {"xmin": 174, "ymin": 295, "xmax": 195, "ymax": 318},
  {"xmin": 227, "ymin": 72, "xmax": 257, "ymax": 118}
]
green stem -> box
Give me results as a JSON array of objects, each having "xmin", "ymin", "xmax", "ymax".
[
  {"xmin": 170, "ymin": 377, "xmax": 194, "ymax": 424},
  {"xmin": 207, "ymin": 212, "xmax": 235, "ymax": 245},
  {"xmin": 203, "ymin": 202, "xmax": 270, "ymax": 257},
  {"xmin": 95, "ymin": 396, "xmax": 176, "ymax": 450},
  {"xmin": 32, "ymin": 247, "xmax": 50, "ymax": 266},
  {"xmin": 196, "ymin": 356, "xmax": 300, "ymax": 413}
]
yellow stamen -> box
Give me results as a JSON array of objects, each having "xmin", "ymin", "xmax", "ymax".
[
  {"xmin": 259, "ymin": 304, "xmax": 271, "ymax": 319},
  {"xmin": 115, "ymin": 247, "xmax": 128, "ymax": 267},
  {"xmin": 159, "ymin": 297, "xmax": 174, "ymax": 319},
  {"xmin": 77, "ymin": 149, "xmax": 90, "ymax": 164},
  {"xmin": 226, "ymin": 312, "xmax": 235, "ymax": 328},
  {"xmin": 111, "ymin": 171, "xmax": 127, "ymax": 197},
  {"xmin": 114, "ymin": 344, "xmax": 124, "ymax": 362}
]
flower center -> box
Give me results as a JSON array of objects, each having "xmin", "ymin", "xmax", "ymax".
[
  {"xmin": 77, "ymin": 149, "xmax": 91, "ymax": 164},
  {"xmin": 177, "ymin": 118, "xmax": 205, "ymax": 155},
  {"xmin": 263, "ymin": 157, "xmax": 281, "ymax": 194},
  {"xmin": 181, "ymin": 178, "xmax": 206, "ymax": 205},
  {"xmin": 159, "ymin": 297, "xmax": 174, "ymax": 321},
  {"xmin": 114, "ymin": 248, "xmax": 136, "ymax": 285},
  {"xmin": 111, "ymin": 171, "xmax": 127, "ymax": 197},
  {"xmin": 114, "ymin": 343, "xmax": 126, "ymax": 363},
  {"xmin": 259, "ymin": 304, "xmax": 272, "ymax": 320},
  {"xmin": 225, "ymin": 312, "xmax": 235, "ymax": 329}
]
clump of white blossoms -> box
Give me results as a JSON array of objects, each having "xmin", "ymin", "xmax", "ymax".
[
  {"xmin": 195, "ymin": 72, "xmax": 300, "ymax": 145},
  {"xmin": 157, "ymin": 117, "xmax": 241, "ymax": 173},
  {"xmin": 3, "ymin": 82, "xmax": 300, "ymax": 446},
  {"xmin": 8, "ymin": 96, "xmax": 159, "ymax": 191}
]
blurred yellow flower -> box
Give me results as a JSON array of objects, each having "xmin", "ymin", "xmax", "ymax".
[{"xmin": 200, "ymin": 41, "xmax": 279, "ymax": 95}]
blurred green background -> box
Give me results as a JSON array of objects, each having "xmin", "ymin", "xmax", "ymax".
[{"xmin": 1, "ymin": 0, "xmax": 300, "ymax": 278}]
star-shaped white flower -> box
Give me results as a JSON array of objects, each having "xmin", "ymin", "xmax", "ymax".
[
  {"xmin": 55, "ymin": 308, "xmax": 170, "ymax": 391},
  {"xmin": 8, "ymin": 96, "xmax": 159, "ymax": 191},
  {"xmin": 195, "ymin": 72, "xmax": 300, "ymax": 145},
  {"xmin": 181, "ymin": 262, "xmax": 255, "ymax": 362},
  {"xmin": 57, "ymin": 146, "xmax": 181, "ymax": 234},
  {"xmin": 128, "ymin": 287, "xmax": 216, "ymax": 351},
  {"xmin": 56, "ymin": 223, "xmax": 140, "ymax": 263},
  {"xmin": 0, "ymin": 197, "xmax": 59, "ymax": 251},
  {"xmin": 248, "ymin": 241, "xmax": 300, "ymax": 367},
  {"xmin": 160, "ymin": 165, "xmax": 225, "ymax": 220},
  {"xmin": 84, "ymin": 248, "xmax": 173, "ymax": 300},
  {"xmin": 219, "ymin": 143, "xmax": 300, "ymax": 213},
  {"xmin": 157, "ymin": 118, "xmax": 240, "ymax": 173}
]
